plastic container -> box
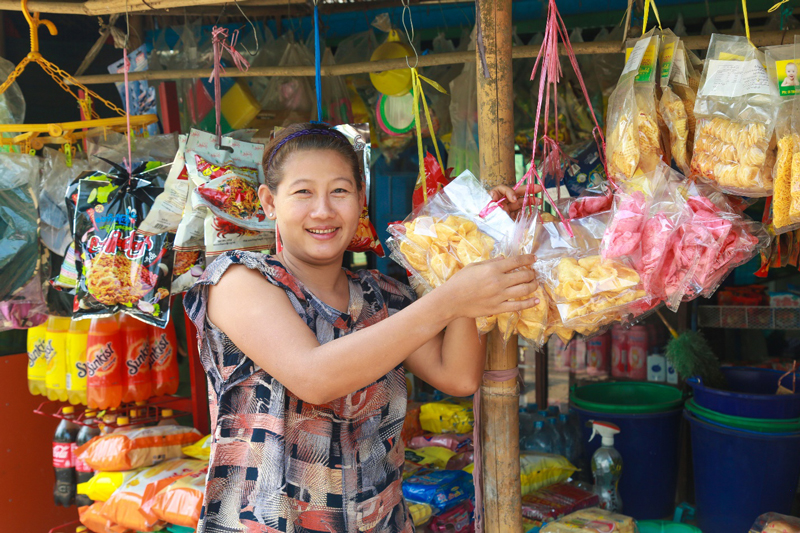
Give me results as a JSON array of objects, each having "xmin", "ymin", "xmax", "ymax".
[
  {"xmin": 687, "ymin": 366, "xmax": 800, "ymax": 419},
  {"xmin": 637, "ymin": 521, "xmax": 702, "ymax": 533},
  {"xmin": 571, "ymin": 382, "xmax": 684, "ymax": 414},
  {"xmin": 369, "ymin": 30, "xmax": 414, "ymax": 96},
  {"xmin": 685, "ymin": 398, "xmax": 800, "ymax": 433},
  {"xmin": 221, "ymin": 81, "xmax": 261, "ymax": 129},
  {"xmin": 572, "ymin": 405, "xmax": 682, "ymax": 519},
  {"xmin": 684, "ymin": 410, "xmax": 800, "ymax": 533}
]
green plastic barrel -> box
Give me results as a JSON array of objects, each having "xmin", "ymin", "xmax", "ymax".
[
  {"xmin": 638, "ymin": 521, "xmax": 702, "ymax": 533},
  {"xmin": 570, "ymin": 382, "xmax": 684, "ymax": 414},
  {"xmin": 685, "ymin": 398, "xmax": 800, "ymax": 433}
]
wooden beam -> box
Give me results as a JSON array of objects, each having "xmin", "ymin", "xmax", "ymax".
[
  {"xmin": 70, "ymin": 29, "xmax": 800, "ymax": 85},
  {"xmin": 0, "ymin": 0, "xmax": 306, "ymax": 16},
  {"xmin": 476, "ymin": 0, "xmax": 521, "ymax": 530}
]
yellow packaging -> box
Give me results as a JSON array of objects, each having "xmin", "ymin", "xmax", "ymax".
[
  {"xmin": 407, "ymin": 501, "xmax": 433, "ymax": 527},
  {"xmin": 78, "ymin": 469, "xmax": 143, "ymax": 502},
  {"xmin": 519, "ymin": 453, "xmax": 577, "ymax": 496},
  {"xmin": 405, "ymin": 446, "xmax": 456, "ymax": 469},
  {"xmin": 419, "ymin": 400, "xmax": 474, "ymax": 434},
  {"xmin": 182, "ymin": 434, "xmax": 211, "ymax": 461},
  {"xmin": 541, "ymin": 508, "xmax": 636, "ymax": 533},
  {"xmin": 221, "ymin": 81, "xmax": 261, "ymax": 129}
]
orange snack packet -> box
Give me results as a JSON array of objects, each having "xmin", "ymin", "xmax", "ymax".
[
  {"xmin": 79, "ymin": 502, "xmax": 132, "ymax": 533},
  {"xmin": 146, "ymin": 466, "xmax": 208, "ymax": 528},
  {"xmin": 77, "ymin": 425, "xmax": 202, "ymax": 472}
]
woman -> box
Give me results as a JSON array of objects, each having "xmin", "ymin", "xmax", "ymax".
[{"xmin": 185, "ymin": 123, "xmax": 539, "ymax": 533}]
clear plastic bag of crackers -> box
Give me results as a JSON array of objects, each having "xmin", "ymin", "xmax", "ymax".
[
  {"xmin": 691, "ymin": 33, "xmax": 781, "ymax": 196},
  {"xmin": 386, "ymin": 170, "xmax": 515, "ymax": 296},
  {"xmin": 750, "ymin": 512, "xmax": 800, "ymax": 533}
]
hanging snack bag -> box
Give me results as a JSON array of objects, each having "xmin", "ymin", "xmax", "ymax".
[
  {"xmin": 80, "ymin": 501, "xmax": 132, "ymax": 533},
  {"xmin": 138, "ymin": 134, "xmax": 190, "ymax": 236},
  {"xmin": 77, "ymin": 425, "xmax": 202, "ymax": 472},
  {"xmin": 659, "ymin": 31, "xmax": 696, "ymax": 175},
  {"xmin": 145, "ymin": 466, "xmax": 208, "ymax": 529},
  {"xmin": 387, "ymin": 170, "xmax": 515, "ymax": 295},
  {"xmin": 78, "ymin": 469, "xmax": 144, "ymax": 502},
  {"xmin": 606, "ymin": 30, "xmax": 663, "ymax": 180},
  {"xmin": 691, "ymin": 33, "xmax": 781, "ymax": 196},
  {"xmin": 73, "ymin": 161, "xmax": 175, "ymax": 327},
  {"xmin": 766, "ymin": 44, "xmax": 800, "ymax": 233},
  {"xmin": 101, "ymin": 458, "xmax": 206, "ymax": 532}
]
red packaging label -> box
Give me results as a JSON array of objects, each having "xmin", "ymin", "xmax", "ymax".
[
  {"xmin": 53, "ymin": 442, "xmax": 72, "ymax": 468},
  {"xmin": 71, "ymin": 443, "xmax": 93, "ymax": 473}
]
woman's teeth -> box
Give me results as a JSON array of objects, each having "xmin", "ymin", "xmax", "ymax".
[{"xmin": 308, "ymin": 228, "xmax": 337, "ymax": 234}]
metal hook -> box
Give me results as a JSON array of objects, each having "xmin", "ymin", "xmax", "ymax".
[
  {"xmin": 401, "ymin": 0, "xmax": 419, "ymax": 69},
  {"xmin": 232, "ymin": 0, "xmax": 259, "ymax": 56}
]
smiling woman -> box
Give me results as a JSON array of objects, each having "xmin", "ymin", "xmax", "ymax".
[{"xmin": 183, "ymin": 122, "xmax": 541, "ymax": 533}]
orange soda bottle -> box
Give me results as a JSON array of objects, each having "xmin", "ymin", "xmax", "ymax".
[
  {"xmin": 120, "ymin": 315, "xmax": 152, "ymax": 403},
  {"xmin": 149, "ymin": 318, "xmax": 180, "ymax": 396},
  {"xmin": 86, "ymin": 317, "xmax": 123, "ymax": 410}
]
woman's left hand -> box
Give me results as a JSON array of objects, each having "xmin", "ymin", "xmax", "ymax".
[{"xmin": 489, "ymin": 184, "xmax": 542, "ymax": 218}]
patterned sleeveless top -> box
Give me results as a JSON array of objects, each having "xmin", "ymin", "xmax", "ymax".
[{"xmin": 184, "ymin": 251, "xmax": 416, "ymax": 533}]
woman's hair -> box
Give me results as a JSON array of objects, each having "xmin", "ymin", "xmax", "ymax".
[{"xmin": 263, "ymin": 122, "xmax": 362, "ymax": 192}]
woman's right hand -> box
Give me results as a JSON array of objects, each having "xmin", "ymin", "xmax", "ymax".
[{"xmin": 437, "ymin": 254, "xmax": 540, "ymax": 319}]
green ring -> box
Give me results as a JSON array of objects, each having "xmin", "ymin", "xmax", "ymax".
[{"xmin": 378, "ymin": 92, "xmax": 415, "ymax": 135}]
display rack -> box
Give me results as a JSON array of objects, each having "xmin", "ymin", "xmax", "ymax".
[
  {"xmin": 34, "ymin": 395, "xmax": 192, "ymax": 428},
  {"xmin": 48, "ymin": 520, "xmax": 81, "ymax": 533},
  {"xmin": 697, "ymin": 306, "xmax": 800, "ymax": 330}
]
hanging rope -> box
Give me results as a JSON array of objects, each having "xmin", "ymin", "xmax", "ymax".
[
  {"xmin": 743, "ymin": 0, "xmax": 753, "ymax": 45},
  {"xmin": 208, "ymin": 27, "xmax": 251, "ymax": 149},
  {"xmin": 641, "ymin": 0, "xmax": 662, "ymax": 36},
  {"xmin": 313, "ymin": 0, "xmax": 323, "ymax": 122}
]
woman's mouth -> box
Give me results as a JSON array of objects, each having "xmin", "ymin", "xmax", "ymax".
[{"xmin": 306, "ymin": 227, "xmax": 340, "ymax": 240}]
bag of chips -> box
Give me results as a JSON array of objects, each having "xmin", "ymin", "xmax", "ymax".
[
  {"xmin": 145, "ymin": 466, "xmax": 208, "ymax": 528},
  {"xmin": 404, "ymin": 446, "xmax": 457, "ymax": 469},
  {"xmin": 691, "ymin": 33, "xmax": 781, "ymax": 196},
  {"xmin": 387, "ymin": 170, "xmax": 515, "ymax": 296},
  {"xmin": 407, "ymin": 501, "xmax": 433, "ymax": 528},
  {"xmin": 101, "ymin": 459, "xmax": 206, "ymax": 532},
  {"xmin": 659, "ymin": 30, "xmax": 698, "ymax": 175},
  {"xmin": 428, "ymin": 500, "xmax": 473, "ymax": 533},
  {"xmin": 181, "ymin": 434, "xmax": 211, "ymax": 461},
  {"xmin": 77, "ymin": 425, "xmax": 202, "ymax": 472},
  {"xmin": 540, "ymin": 508, "xmax": 638, "ymax": 533},
  {"xmin": 78, "ymin": 469, "xmax": 144, "ymax": 502},
  {"xmin": 419, "ymin": 399, "xmax": 474, "ymax": 434},
  {"xmin": 72, "ymin": 161, "xmax": 175, "ymax": 327},
  {"xmin": 606, "ymin": 30, "xmax": 664, "ymax": 180},
  {"xmin": 519, "ymin": 453, "xmax": 577, "ymax": 496},
  {"xmin": 402, "ymin": 470, "xmax": 474, "ymax": 514},
  {"xmin": 408, "ymin": 433, "xmax": 472, "ymax": 452},
  {"xmin": 80, "ymin": 501, "xmax": 132, "ymax": 533},
  {"xmin": 138, "ymin": 134, "xmax": 191, "ymax": 236},
  {"xmin": 521, "ymin": 482, "xmax": 599, "ymax": 522}
]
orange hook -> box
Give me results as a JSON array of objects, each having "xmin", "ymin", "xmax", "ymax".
[{"xmin": 21, "ymin": 0, "xmax": 57, "ymax": 57}]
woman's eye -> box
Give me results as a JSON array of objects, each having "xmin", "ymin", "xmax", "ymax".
[
  {"xmin": 333, "ymin": 188, "xmax": 350, "ymax": 194},
  {"xmin": 294, "ymin": 189, "xmax": 311, "ymax": 195}
]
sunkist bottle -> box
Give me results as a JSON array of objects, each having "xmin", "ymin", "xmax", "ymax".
[
  {"xmin": 149, "ymin": 318, "xmax": 180, "ymax": 396},
  {"xmin": 45, "ymin": 316, "xmax": 72, "ymax": 402},
  {"xmin": 120, "ymin": 315, "xmax": 152, "ymax": 403},
  {"xmin": 589, "ymin": 420, "xmax": 623, "ymax": 512},
  {"xmin": 53, "ymin": 406, "xmax": 79, "ymax": 506},
  {"xmin": 66, "ymin": 320, "xmax": 90, "ymax": 406},
  {"xmin": 27, "ymin": 323, "xmax": 48, "ymax": 396},
  {"xmin": 73, "ymin": 411, "xmax": 100, "ymax": 507},
  {"xmin": 157, "ymin": 408, "xmax": 179, "ymax": 426},
  {"xmin": 86, "ymin": 317, "xmax": 123, "ymax": 410}
]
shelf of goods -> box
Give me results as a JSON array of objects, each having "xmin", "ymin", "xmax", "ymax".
[{"xmin": 697, "ymin": 306, "xmax": 800, "ymax": 330}]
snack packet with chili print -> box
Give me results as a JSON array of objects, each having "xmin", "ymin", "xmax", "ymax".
[{"xmin": 73, "ymin": 160, "xmax": 175, "ymax": 327}]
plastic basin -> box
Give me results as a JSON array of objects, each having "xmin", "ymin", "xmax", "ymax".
[
  {"xmin": 687, "ymin": 366, "xmax": 800, "ymax": 419},
  {"xmin": 685, "ymin": 410, "xmax": 800, "ymax": 533},
  {"xmin": 685, "ymin": 398, "xmax": 800, "ymax": 433},
  {"xmin": 637, "ymin": 521, "xmax": 702, "ymax": 533},
  {"xmin": 570, "ymin": 382, "xmax": 684, "ymax": 414}
]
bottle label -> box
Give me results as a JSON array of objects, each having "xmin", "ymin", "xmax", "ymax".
[
  {"xmin": 150, "ymin": 333, "xmax": 174, "ymax": 371},
  {"xmin": 53, "ymin": 442, "xmax": 73, "ymax": 468},
  {"xmin": 71, "ymin": 443, "xmax": 93, "ymax": 473},
  {"xmin": 126, "ymin": 338, "xmax": 151, "ymax": 382},
  {"xmin": 86, "ymin": 341, "xmax": 120, "ymax": 383}
]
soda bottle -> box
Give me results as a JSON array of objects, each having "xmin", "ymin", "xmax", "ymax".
[
  {"xmin": 45, "ymin": 316, "xmax": 71, "ymax": 402},
  {"xmin": 27, "ymin": 323, "xmax": 48, "ymax": 396},
  {"xmin": 86, "ymin": 317, "xmax": 123, "ymax": 410},
  {"xmin": 73, "ymin": 411, "xmax": 100, "ymax": 507},
  {"xmin": 53, "ymin": 406, "xmax": 79, "ymax": 506},
  {"xmin": 120, "ymin": 315, "xmax": 152, "ymax": 403},
  {"xmin": 66, "ymin": 320, "xmax": 90, "ymax": 406},
  {"xmin": 158, "ymin": 408, "xmax": 179, "ymax": 426},
  {"xmin": 99, "ymin": 409, "xmax": 118, "ymax": 435},
  {"xmin": 149, "ymin": 319, "xmax": 180, "ymax": 396}
]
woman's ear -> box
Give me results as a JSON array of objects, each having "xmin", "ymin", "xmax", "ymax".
[{"xmin": 259, "ymin": 184, "xmax": 277, "ymax": 220}]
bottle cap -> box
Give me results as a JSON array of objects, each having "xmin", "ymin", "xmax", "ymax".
[
  {"xmin": 161, "ymin": 409, "xmax": 174, "ymax": 417},
  {"xmin": 534, "ymin": 420, "xmax": 544, "ymax": 428},
  {"xmin": 589, "ymin": 420, "xmax": 621, "ymax": 447},
  {"xmin": 62, "ymin": 406, "xmax": 75, "ymax": 415},
  {"xmin": 116, "ymin": 416, "xmax": 130, "ymax": 426},
  {"xmin": 76, "ymin": 527, "xmax": 88, "ymax": 533},
  {"xmin": 84, "ymin": 411, "xmax": 96, "ymax": 419},
  {"xmin": 135, "ymin": 401, "xmax": 147, "ymax": 407},
  {"xmin": 129, "ymin": 410, "xmax": 137, "ymax": 418}
]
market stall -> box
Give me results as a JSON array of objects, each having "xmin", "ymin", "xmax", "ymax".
[{"xmin": 1, "ymin": 0, "xmax": 800, "ymax": 531}]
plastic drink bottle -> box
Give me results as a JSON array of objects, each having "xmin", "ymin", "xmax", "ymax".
[
  {"xmin": 157, "ymin": 408, "xmax": 179, "ymax": 426},
  {"xmin": 589, "ymin": 420, "xmax": 623, "ymax": 512},
  {"xmin": 547, "ymin": 416, "xmax": 565, "ymax": 457},
  {"xmin": 149, "ymin": 319, "xmax": 180, "ymax": 396},
  {"xmin": 73, "ymin": 411, "xmax": 100, "ymax": 507},
  {"xmin": 86, "ymin": 317, "xmax": 123, "ymax": 410},
  {"xmin": 27, "ymin": 323, "xmax": 48, "ymax": 396},
  {"xmin": 523, "ymin": 420, "xmax": 555, "ymax": 454},
  {"xmin": 120, "ymin": 315, "xmax": 152, "ymax": 403},
  {"xmin": 53, "ymin": 406, "xmax": 79, "ymax": 506},
  {"xmin": 560, "ymin": 412, "xmax": 582, "ymax": 466},
  {"xmin": 45, "ymin": 316, "xmax": 71, "ymax": 402},
  {"xmin": 99, "ymin": 410, "xmax": 118, "ymax": 435},
  {"xmin": 66, "ymin": 320, "xmax": 90, "ymax": 405}
]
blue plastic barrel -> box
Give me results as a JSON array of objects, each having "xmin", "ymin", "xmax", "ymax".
[
  {"xmin": 571, "ymin": 405, "xmax": 682, "ymax": 520},
  {"xmin": 687, "ymin": 367, "xmax": 800, "ymax": 419},
  {"xmin": 685, "ymin": 410, "xmax": 800, "ymax": 533}
]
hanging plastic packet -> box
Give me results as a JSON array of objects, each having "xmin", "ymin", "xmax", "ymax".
[
  {"xmin": 691, "ymin": 33, "xmax": 781, "ymax": 196},
  {"xmin": 138, "ymin": 134, "xmax": 190, "ymax": 236},
  {"xmin": 73, "ymin": 161, "xmax": 175, "ymax": 327},
  {"xmin": 144, "ymin": 466, "xmax": 208, "ymax": 529},
  {"xmin": 659, "ymin": 30, "xmax": 695, "ymax": 175},
  {"xmin": 79, "ymin": 501, "xmax": 132, "ymax": 533},
  {"xmin": 40, "ymin": 147, "xmax": 91, "ymax": 256},
  {"xmin": 77, "ymin": 424, "xmax": 201, "ymax": 471},
  {"xmin": 387, "ymin": 170, "xmax": 515, "ymax": 295},
  {"xmin": 765, "ymin": 44, "xmax": 800, "ymax": 233},
  {"xmin": 606, "ymin": 30, "xmax": 664, "ymax": 180},
  {"xmin": 748, "ymin": 512, "xmax": 800, "ymax": 533}
]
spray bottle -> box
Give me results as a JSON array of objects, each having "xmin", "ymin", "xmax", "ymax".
[{"xmin": 589, "ymin": 420, "xmax": 623, "ymax": 512}]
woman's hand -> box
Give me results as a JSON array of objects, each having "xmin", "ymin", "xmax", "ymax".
[
  {"xmin": 436, "ymin": 254, "xmax": 540, "ymax": 319},
  {"xmin": 490, "ymin": 184, "xmax": 542, "ymax": 218}
]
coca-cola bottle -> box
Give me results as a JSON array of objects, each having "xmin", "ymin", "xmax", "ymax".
[
  {"xmin": 73, "ymin": 411, "xmax": 100, "ymax": 507},
  {"xmin": 53, "ymin": 406, "xmax": 79, "ymax": 506}
]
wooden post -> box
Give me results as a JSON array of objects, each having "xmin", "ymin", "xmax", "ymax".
[{"xmin": 476, "ymin": 0, "xmax": 521, "ymax": 532}]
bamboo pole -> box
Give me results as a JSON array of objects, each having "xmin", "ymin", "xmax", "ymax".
[
  {"xmin": 71, "ymin": 29, "xmax": 800, "ymax": 85},
  {"xmin": 476, "ymin": 0, "xmax": 522, "ymax": 531}
]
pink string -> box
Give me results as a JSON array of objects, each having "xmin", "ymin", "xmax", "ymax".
[
  {"xmin": 473, "ymin": 368, "xmax": 521, "ymax": 533},
  {"xmin": 123, "ymin": 49, "xmax": 133, "ymax": 176},
  {"xmin": 209, "ymin": 27, "xmax": 251, "ymax": 147}
]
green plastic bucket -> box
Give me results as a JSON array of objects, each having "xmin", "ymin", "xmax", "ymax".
[
  {"xmin": 638, "ymin": 521, "xmax": 702, "ymax": 533},
  {"xmin": 685, "ymin": 398, "xmax": 800, "ymax": 433},
  {"xmin": 570, "ymin": 382, "xmax": 684, "ymax": 414}
]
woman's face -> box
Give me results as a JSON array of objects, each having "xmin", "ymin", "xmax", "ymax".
[{"xmin": 259, "ymin": 149, "xmax": 363, "ymax": 266}]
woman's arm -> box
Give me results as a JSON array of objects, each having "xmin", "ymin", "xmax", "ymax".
[{"xmin": 206, "ymin": 255, "xmax": 537, "ymax": 405}]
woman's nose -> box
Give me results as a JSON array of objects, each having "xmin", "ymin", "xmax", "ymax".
[{"xmin": 310, "ymin": 195, "xmax": 336, "ymax": 218}]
